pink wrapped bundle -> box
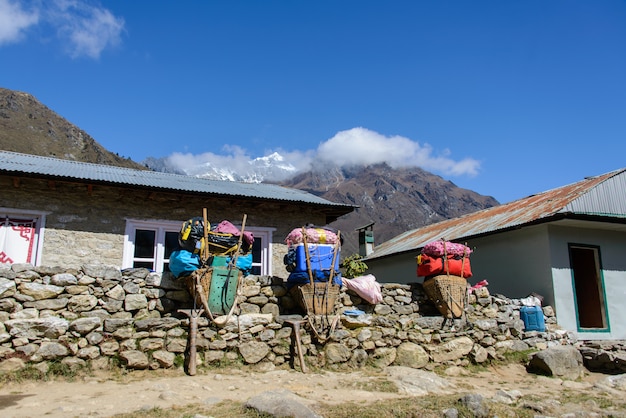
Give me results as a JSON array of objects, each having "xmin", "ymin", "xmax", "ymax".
[
  {"xmin": 422, "ymin": 240, "xmax": 472, "ymax": 257},
  {"xmin": 342, "ymin": 274, "xmax": 383, "ymax": 304},
  {"xmin": 214, "ymin": 220, "xmax": 254, "ymax": 246},
  {"xmin": 285, "ymin": 227, "xmax": 339, "ymax": 246}
]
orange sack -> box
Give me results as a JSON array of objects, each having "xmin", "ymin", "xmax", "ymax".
[{"xmin": 417, "ymin": 254, "xmax": 472, "ymax": 278}]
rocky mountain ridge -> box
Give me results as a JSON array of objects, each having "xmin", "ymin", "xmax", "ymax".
[
  {"xmin": 0, "ymin": 87, "xmax": 145, "ymax": 170},
  {"xmin": 280, "ymin": 163, "xmax": 498, "ymax": 254}
]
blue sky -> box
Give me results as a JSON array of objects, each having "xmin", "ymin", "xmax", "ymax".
[{"xmin": 2, "ymin": 0, "xmax": 625, "ymax": 204}]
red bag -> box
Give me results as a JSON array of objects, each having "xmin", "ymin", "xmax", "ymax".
[{"xmin": 417, "ymin": 254, "xmax": 472, "ymax": 278}]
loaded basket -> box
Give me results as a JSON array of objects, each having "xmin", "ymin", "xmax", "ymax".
[
  {"xmin": 185, "ymin": 266, "xmax": 242, "ymax": 319},
  {"xmin": 422, "ymin": 274, "xmax": 467, "ymax": 319},
  {"xmin": 419, "ymin": 239, "xmax": 471, "ymax": 320},
  {"xmin": 289, "ymin": 227, "xmax": 342, "ymax": 342},
  {"xmin": 179, "ymin": 210, "xmax": 248, "ymax": 326},
  {"xmin": 291, "ymin": 281, "xmax": 340, "ymax": 316}
]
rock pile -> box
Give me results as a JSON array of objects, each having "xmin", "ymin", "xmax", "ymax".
[{"xmin": 0, "ymin": 263, "xmax": 576, "ymax": 374}]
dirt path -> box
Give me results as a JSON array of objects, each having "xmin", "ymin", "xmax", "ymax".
[{"xmin": 0, "ymin": 364, "xmax": 622, "ymax": 418}]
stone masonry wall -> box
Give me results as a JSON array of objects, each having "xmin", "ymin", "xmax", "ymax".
[
  {"xmin": 0, "ymin": 174, "xmax": 327, "ymax": 269},
  {"xmin": 0, "ymin": 263, "xmax": 575, "ymax": 374}
]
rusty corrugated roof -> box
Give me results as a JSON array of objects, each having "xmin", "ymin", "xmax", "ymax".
[{"xmin": 367, "ymin": 168, "xmax": 626, "ymax": 260}]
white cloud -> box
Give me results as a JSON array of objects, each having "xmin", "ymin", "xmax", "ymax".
[
  {"xmin": 264, "ymin": 148, "xmax": 316, "ymax": 172},
  {"xmin": 317, "ymin": 127, "xmax": 480, "ymax": 176},
  {"xmin": 169, "ymin": 146, "xmax": 259, "ymax": 178},
  {"xmin": 0, "ymin": 0, "xmax": 124, "ymax": 59},
  {"xmin": 165, "ymin": 127, "xmax": 481, "ymax": 180},
  {"xmin": 0, "ymin": 0, "xmax": 39, "ymax": 45},
  {"xmin": 52, "ymin": 0, "xmax": 125, "ymax": 59}
]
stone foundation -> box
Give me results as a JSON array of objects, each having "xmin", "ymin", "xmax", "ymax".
[{"xmin": 0, "ymin": 263, "xmax": 575, "ymax": 373}]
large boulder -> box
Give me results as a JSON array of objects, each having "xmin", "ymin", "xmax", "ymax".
[{"xmin": 527, "ymin": 345, "xmax": 584, "ymax": 380}]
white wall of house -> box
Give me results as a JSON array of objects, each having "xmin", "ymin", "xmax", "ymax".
[
  {"xmin": 367, "ymin": 225, "xmax": 555, "ymax": 300},
  {"xmin": 465, "ymin": 226, "xmax": 553, "ymax": 301},
  {"xmin": 548, "ymin": 224, "xmax": 626, "ymax": 340},
  {"xmin": 366, "ymin": 254, "xmax": 419, "ymax": 285}
]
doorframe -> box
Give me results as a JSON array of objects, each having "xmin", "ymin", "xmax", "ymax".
[
  {"xmin": 568, "ymin": 243, "xmax": 610, "ymax": 333},
  {"xmin": 0, "ymin": 207, "xmax": 48, "ymax": 266}
]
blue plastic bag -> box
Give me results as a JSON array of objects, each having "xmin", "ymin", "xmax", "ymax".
[
  {"xmin": 169, "ymin": 249, "xmax": 201, "ymax": 278},
  {"xmin": 227, "ymin": 253, "xmax": 253, "ymax": 276}
]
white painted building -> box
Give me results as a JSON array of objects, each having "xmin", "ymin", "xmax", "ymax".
[{"xmin": 365, "ymin": 168, "xmax": 626, "ymax": 341}]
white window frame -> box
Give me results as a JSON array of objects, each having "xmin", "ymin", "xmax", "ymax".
[
  {"xmin": 247, "ymin": 227, "xmax": 275, "ymax": 276},
  {"xmin": 123, "ymin": 219, "xmax": 274, "ymax": 275},
  {"xmin": 123, "ymin": 219, "xmax": 180, "ymax": 272},
  {"xmin": 0, "ymin": 207, "xmax": 48, "ymax": 266}
]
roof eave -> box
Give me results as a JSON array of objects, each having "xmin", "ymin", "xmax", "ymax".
[{"xmin": 366, "ymin": 212, "xmax": 626, "ymax": 262}]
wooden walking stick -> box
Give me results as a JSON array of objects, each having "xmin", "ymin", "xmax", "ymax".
[
  {"xmin": 283, "ymin": 318, "xmax": 308, "ymax": 373},
  {"xmin": 301, "ymin": 227, "xmax": 314, "ymax": 288},
  {"xmin": 202, "ymin": 208, "xmax": 209, "ymax": 265},
  {"xmin": 228, "ymin": 214, "xmax": 247, "ymax": 270},
  {"xmin": 178, "ymin": 307, "xmax": 203, "ymax": 376},
  {"xmin": 325, "ymin": 230, "xmax": 341, "ymax": 314}
]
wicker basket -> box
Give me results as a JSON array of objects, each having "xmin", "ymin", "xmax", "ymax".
[
  {"xmin": 422, "ymin": 274, "xmax": 467, "ymax": 318},
  {"xmin": 292, "ymin": 282, "xmax": 339, "ymax": 315},
  {"xmin": 184, "ymin": 267, "xmax": 213, "ymax": 308},
  {"xmin": 184, "ymin": 267, "xmax": 241, "ymax": 315}
]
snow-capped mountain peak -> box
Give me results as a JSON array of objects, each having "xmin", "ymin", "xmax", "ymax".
[{"xmin": 144, "ymin": 152, "xmax": 298, "ymax": 183}]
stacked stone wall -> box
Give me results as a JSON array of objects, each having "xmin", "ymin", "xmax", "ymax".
[{"xmin": 0, "ymin": 263, "xmax": 575, "ymax": 374}]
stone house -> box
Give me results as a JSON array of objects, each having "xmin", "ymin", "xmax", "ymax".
[
  {"xmin": 365, "ymin": 167, "xmax": 626, "ymax": 341},
  {"xmin": 0, "ymin": 151, "xmax": 355, "ymax": 277}
]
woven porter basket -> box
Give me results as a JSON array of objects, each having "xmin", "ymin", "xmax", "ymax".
[
  {"xmin": 422, "ymin": 274, "xmax": 467, "ymax": 319},
  {"xmin": 292, "ymin": 282, "xmax": 339, "ymax": 316},
  {"xmin": 185, "ymin": 267, "xmax": 212, "ymax": 308}
]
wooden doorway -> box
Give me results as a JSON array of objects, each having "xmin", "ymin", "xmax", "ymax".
[{"xmin": 569, "ymin": 244, "xmax": 607, "ymax": 330}]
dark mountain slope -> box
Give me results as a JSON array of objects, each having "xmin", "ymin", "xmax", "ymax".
[
  {"xmin": 281, "ymin": 164, "xmax": 499, "ymax": 255},
  {"xmin": 0, "ymin": 87, "xmax": 145, "ymax": 170}
]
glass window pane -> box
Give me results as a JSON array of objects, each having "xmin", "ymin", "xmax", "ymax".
[
  {"xmin": 134, "ymin": 229, "xmax": 156, "ymax": 258},
  {"xmin": 252, "ymin": 238, "xmax": 262, "ymax": 263},
  {"xmin": 164, "ymin": 231, "xmax": 179, "ymax": 258},
  {"xmin": 133, "ymin": 261, "xmax": 154, "ymax": 269}
]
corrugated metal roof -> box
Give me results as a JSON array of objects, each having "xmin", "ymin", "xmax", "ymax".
[
  {"xmin": 0, "ymin": 151, "xmax": 355, "ymax": 211},
  {"xmin": 367, "ymin": 168, "xmax": 626, "ymax": 260}
]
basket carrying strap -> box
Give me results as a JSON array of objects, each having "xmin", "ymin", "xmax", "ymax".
[
  {"xmin": 302, "ymin": 227, "xmax": 314, "ymax": 285},
  {"xmin": 307, "ymin": 313, "xmax": 339, "ymax": 343},
  {"xmin": 194, "ymin": 269, "xmax": 214, "ymax": 322}
]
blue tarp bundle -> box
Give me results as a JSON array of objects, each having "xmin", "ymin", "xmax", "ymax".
[{"xmin": 169, "ymin": 249, "xmax": 201, "ymax": 278}]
